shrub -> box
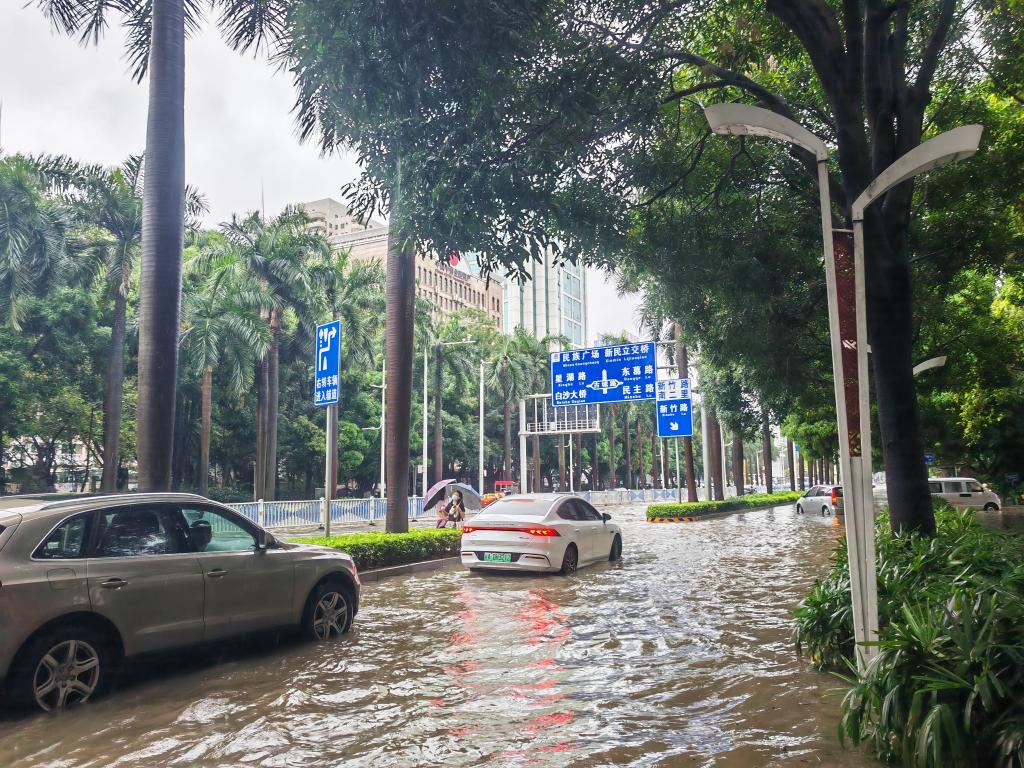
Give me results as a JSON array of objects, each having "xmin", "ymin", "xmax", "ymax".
[
  {"xmin": 292, "ymin": 528, "xmax": 462, "ymax": 571},
  {"xmin": 795, "ymin": 504, "xmax": 1024, "ymax": 767},
  {"xmin": 646, "ymin": 491, "xmax": 803, "ymax": 519}
]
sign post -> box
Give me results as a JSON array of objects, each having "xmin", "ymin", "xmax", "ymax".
[
  {"xmin": 315, "ymin": 320, "xmax": 341, "ymax": 537},
  {"xmin": 655, "ymin": 379, "xmax": 693, "ymax": 503}
]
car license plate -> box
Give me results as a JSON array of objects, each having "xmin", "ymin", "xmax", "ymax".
[{"xmin": 483, "ymin": 552, "xmax": 512, "ymax": 563}]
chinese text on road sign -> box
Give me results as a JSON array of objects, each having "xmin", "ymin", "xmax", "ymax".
[
  {"xmin": 550, "ymin": 343, "xmax": 657, "ymax": 405},
  {"xmin": 656, "ymin": 378, "xmax": 693, "ymax": 438},
  {"xmin": 314, "ymin": 320, "xmax": 341, "ymax": 407}
]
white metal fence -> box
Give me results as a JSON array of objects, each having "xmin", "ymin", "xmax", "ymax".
[{"xmin": 225, "ymin": 491, "xmax": 672, "ymax": 530}]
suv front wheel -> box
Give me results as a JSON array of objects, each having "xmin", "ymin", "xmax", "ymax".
[{"xmin": 10, "ymin": 623, "xmax": 115, "ymax": 712}]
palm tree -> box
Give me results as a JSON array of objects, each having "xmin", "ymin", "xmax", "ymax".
[
  {"xmin": 36, "ymin": 154, "xmax": 206, "ymax": 491},
  {"xmin": 486, "ymin": 328, "xmax": 539, "ymax": 482},
  {"xmin": 0, "ymin": 156, "xmax": 70, "ymax": 328},
  {"xmin": 428, "ymin": 317, "xmax": 476, "ymax": 484},
  {"xmin": 197, "ymin": 208, "xmax": 329, "ymax": 500},
  {"xmin": 37, "ymin": 0, "xmax": 288, "ymax": 491},
  {"xmin": 179, "ymin": 272, "xmax": 269, "ymax": 495}
]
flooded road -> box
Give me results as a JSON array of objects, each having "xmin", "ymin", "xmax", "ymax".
[{"xmin": 1, "ymin": 504, "xmax": 875, "ymax": 767}]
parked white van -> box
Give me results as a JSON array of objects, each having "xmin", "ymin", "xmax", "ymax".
[{"xmin": 928, "ymin": 477, "xmax": 1001, "ymax": 511}]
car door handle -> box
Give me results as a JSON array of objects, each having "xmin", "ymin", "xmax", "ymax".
[
  {"xmin": 100, "ymin": 578, "xmax": 128, "ymax": 589},
  {"xmin": 207, "ymin": 569, "xmax": 228, "ymax": 578},
  {"xmin": 960, "ymin": 493, "xmax": 971, "ymax": 497}
]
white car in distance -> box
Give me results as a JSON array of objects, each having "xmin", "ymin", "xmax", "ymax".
[{"xmin": 461, "ymin": 495, "xmax": 622, "ymax": 574}]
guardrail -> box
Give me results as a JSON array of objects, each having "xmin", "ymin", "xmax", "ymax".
[
  {"xmin": 226, "ymin": 497, "xmax": 429, "ymax": 530},
  {"xmin": 226, "ymin": 491, "xmax": 679, "ymax": 529}
]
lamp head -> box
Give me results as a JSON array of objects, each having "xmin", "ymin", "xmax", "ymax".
[{"xmin": 704, "ymin": 103, "xmax": 828, "ymax": 161}]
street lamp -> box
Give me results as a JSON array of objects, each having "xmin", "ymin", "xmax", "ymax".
[
  {"xmin": 705, "ymin": 102, "xmax": 872, "ymax": 666},
  {"xmin": 422, "ymin": 338, "xmax": 474, "ymax": 497},
  {"xmin": 705, "ymin": 103, "xmax": 982, "ymax": 669},
  {"xmin": 913, "ymin": 355, "xmax": 947, "ymax": 377}
]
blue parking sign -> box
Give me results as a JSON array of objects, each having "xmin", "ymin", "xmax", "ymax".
[
  {"xmin": 550, "ymin": 342, "xmax": 657, "ymax": 405},
  {"xmin": 656, "ymin": 378, "xmax": 693, "ymax": 438},
  {"xmin": 314, "ymin": 320, "xmax": 341, "ymax": 407}
]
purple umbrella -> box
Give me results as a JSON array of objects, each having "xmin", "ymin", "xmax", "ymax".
[{"xmin": 423, "ymin": 479, "xmax": 455, "ymax": 511}]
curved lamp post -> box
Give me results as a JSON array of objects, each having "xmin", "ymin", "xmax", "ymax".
[{"xmin": 704, "ymin": 103, "xmax": 982, "ymax": 669}]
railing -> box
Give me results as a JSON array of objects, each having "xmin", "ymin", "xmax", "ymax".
[
  {"xmin": 225, "ymin": 491, "xmax": 677, "ymax": 530},
  {"xmin": 225, "ymin": 496, "xmax": 428, "ymax": 530}
]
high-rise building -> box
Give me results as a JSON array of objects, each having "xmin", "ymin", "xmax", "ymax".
[
  {"xmin": 301, "ymin": 199, "xmax": 503, "ymax": 326},
  {"xmin": 502, "ymin": 252, "xmax": 588, "ymax": 347}
]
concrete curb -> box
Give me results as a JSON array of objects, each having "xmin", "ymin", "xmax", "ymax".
[{"xmin": 359, "ymin": 555, "xmax": 463, "ymax": 583}]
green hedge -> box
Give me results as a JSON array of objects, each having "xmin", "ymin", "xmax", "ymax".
[
  {"xmin": 795, "ymin": 504, "xmax": 1024, "ymax": 767},
  {"xmin": 293, "ymin": 528, "xmax": 463, "ymax": 571},
  {"xmin": 646, "ymin": 491, "xmax": 803, "ymax": 519}
]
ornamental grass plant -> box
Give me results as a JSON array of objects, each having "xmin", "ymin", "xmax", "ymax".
[{"xmin": 795, "ymin": 503, "xmax": 1024, "ymax": 767}]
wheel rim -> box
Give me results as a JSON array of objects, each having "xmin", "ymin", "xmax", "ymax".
[
  {"xmin": 33, "ymin": 639, "xmax": 101, "ymax": 711},
  {"xmin": 565, "ymin": 548, "xmax": 578, "ymax": 573},
  {"xmin": 312, "ymin": 591, "xmax": 349, "ymax": 640}
]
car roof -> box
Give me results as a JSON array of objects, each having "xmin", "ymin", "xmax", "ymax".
[{"xmin": 0, "ymin": 492, "xmax": 211, "ymax": 516}]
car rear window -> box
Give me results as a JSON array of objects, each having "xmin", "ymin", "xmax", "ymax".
[{"xmin": 481, "ymin": 502, "xmax": 548, "ymax": 516}]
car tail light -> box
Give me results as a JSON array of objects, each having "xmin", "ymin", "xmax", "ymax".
[
  {"xmin": 831, "ymin": 488, "xmax": 839, "ymax": 506},
  {"xmin": 462, "ymin": 525, "xmax": 560, "ymax": 537}
]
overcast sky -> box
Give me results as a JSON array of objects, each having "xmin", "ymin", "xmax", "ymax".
[{"xmin": 0, "ymin": 7, "xmax": 642, "ymax": 344}]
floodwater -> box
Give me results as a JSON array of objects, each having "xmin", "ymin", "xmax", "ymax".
[{"xmin": 0, "ymin": 504, "xmax": 875, "ymax": 768}]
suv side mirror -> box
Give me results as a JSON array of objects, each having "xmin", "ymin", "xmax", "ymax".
[{"xmin": 602, "ymin": 513, "xmax": 611, "ymax": 522}]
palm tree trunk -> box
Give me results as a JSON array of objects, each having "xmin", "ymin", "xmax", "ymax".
[
  {"xmin": 624, "ymin": 412, "xmax": 633, "ymax": 490},
  {"xmin": 502, "ymin": 400, "xmax": 512, "ymax": 479},
  {"xmin": 762, "ymin": 410, "xmax": 773, "ymax": 494},
  {"xmin": 384, "ymin": 185, "xmax": 415, "ymax": 532},
  {"xmin": 787, "ymin": 439, "xmax": 795, "ymax": 491},
  {"xmin": 732, "ymin": 431, "xmax": 744, "ymax": 497},
  {"xmin": 532, "ymin": 434, "xmax": 541, "ymax": 492},
  {"xmin": 573, "ymin": 434, "xmax": 582, "ymax": 490},
  {"xmin": 651, "ymin": 426, "xmax": 660, "ymax": 489},
  {"xmin": 136, "ymin": 0, "xmax": 186, "ymax": 492},
  {"xmin": 199, "ymin": 363, "xmax": 212, "ymax": 496},
  {"xmin": 798, "ymin": 451, "xmax": 805, "ymax": 490},
  {"xmin": 433, "ymin": 354, "xmax": 443, "ymax": 484},
  {"xmin": 100, "ymin": 291, "xmax": 128, "ymax": 491},
  {"xmin": 255, "ymin": 356, "xmax": 267, "ymax": 500},
  {"xmin": 608, "ymin": 406, "xmax": 617, "ymax": 487},
  {"xmin": 263, "ymin": 307, "xmax": 281, "ymax": 501},
  {"xmin": 558, "ymin": 436, "xmax": 566, "ymax": 490},
  {"xmin": 708, "ymin": 410, "xmax": 724, "ymax": 500}
]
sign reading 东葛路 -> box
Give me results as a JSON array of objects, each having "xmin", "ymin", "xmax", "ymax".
[
  {"xmin": 314, "ymin": 320, "xmax": 341, "ymax": 408},
  {"xmin": 550, "ymin": 342, "xmax": 656, "ymax": 405},
  {"xmin": 656, "ymin": 378, "xmax": 693, "ymax": 438}
]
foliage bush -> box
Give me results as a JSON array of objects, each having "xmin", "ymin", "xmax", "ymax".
[
  {"xmin": 646, "ymin": 491, "xmax": 803, "ymax": 519},
  {"xmin": 293, "ymin": 528, "xmax": 462, "ymax": 571},
  {"xmin": 795, "ymin": 504, "xmax": 1024, "ymax": 767}
]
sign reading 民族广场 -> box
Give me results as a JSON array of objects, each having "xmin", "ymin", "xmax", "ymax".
[{"xmin": 550, "ymin": 342, "xmax": 657, "ymax": 405}]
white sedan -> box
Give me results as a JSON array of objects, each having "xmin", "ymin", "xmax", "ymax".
[{"xmin": 461, "ymin": 494, "xmax": 622, "ymax": 574}]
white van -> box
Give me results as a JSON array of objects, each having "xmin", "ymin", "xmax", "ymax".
[{"xmin": 928, "ymin": 477, "xmax": 1001, "ymax": 511}]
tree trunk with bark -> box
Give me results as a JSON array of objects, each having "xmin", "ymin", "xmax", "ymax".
[
  {"xmin": 787, "ymin": 439, "xmax": 795, "ymax": 491},
  {"xmin": 732, "ymin": 431, "xmax": 744, "ymax": 496},
  {"xmin": 651, "ymin": 426, "xmax": 660, "ymax": 489},
  {"xmin": 624, "ymin": 412, "xmax": 633, "ymax": 490},
  {"xmin": 608, "ymin": 405, "xmax": 618, "ymax": 487},
  {"xmin": 263, "ymin": 307, "xmax": 281, "ymax": 501},
  {"xmin": 674, "ymin": 327, "xmax": 698, "ymax": 501},
  {"xmin": 384, "ymin": 179, "xmax": 415, "ymax": 533},
  {"xmin": 558, "ymin": 436, "xmax": 566, "ymax": 490},
  {"xmin": 798, "ymin": 451, "xmax": 805, "ymax": 490},
  {"xmin": 532, "ymin": 434, "xmax": 541, "ymax": 492},
  {"xmin": 136, "ymin": 0, "xmax": 185, "ymax": 492},
  {"xmin": 708, "ymin": 410, "xmax": 724, "ymax": 501},
  {"xmin": 762, "ymin": 410, "xmax": 773, "ymax": 495},
  {"xmin": 573, "ymin": 434, "xmax": 582, "ymax": 490},
  {"xmin": 100, "ymin": 290, "xmax": 128, "ymax": 491},
  {"xmin": 199, "ymin": 364, "xmax": 212, "ymax": 496},
  {"xmin": 502, "ymin": 400, "xmax": 512, "ymax": 480}
]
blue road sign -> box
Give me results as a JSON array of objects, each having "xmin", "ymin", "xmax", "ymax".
[
  {"xmin": 924, "ymin": 453, "xmax": 936, "ymax": 465},
  {"xmin": 550, "ymin": 342, "xmax": 657, "ymax": 406},
  {"xmin": 656, "ymin": 379, "xmax": 693, "ymax": 438},
  {"xmin": 314, "ymin": 320, "xmax": 341, "ymax": 408}
]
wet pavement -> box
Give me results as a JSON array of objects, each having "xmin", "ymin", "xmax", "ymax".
[{"xmin": 0, "ymin": 503, "xmax": 875, "ymax": 768}]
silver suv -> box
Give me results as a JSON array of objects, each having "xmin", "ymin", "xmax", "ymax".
[{"xmin": 0, "ymin": 493, "xmax": 359, "ymax": 712}]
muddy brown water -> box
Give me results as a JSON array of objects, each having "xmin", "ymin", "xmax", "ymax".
[{"xmin": 1, "ymin": 504, "xmax": 877, "ymax": 768}]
